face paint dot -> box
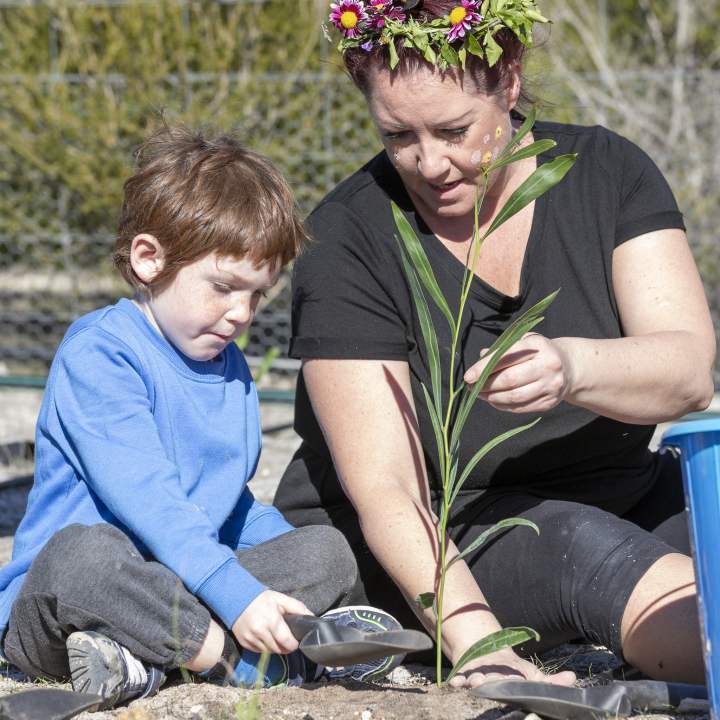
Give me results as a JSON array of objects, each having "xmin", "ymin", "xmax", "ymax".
[
  {"xmin": 471, "ymin": 150, "xmax": 483, "ymax": 166},
  {"xmin": 491, "ymin": 146, "xmax": 500, "ymax": 159},
  {"xmin": 495, "ymin": 125, "xmax": 503, "ymax": 139},
  {"xmin": 483, "ymin": 134, "xmax": 491, "ymax": 144}
]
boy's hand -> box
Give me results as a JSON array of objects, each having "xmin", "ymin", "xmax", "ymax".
[{"xmin": 232, "ymin": 590, "xmax": 311, "ymax": 655}]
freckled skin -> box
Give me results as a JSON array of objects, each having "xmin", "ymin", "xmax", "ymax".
[
  {"xmin": 366, "ymin": 65, "xmax": 516, "ymax": 224},
  {"xmin": 134, "ymin": 250, "xmax": 279, "ymax": 362}
]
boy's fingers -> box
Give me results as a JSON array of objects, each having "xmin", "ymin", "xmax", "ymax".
[
  {"xmin": 275, "ymin": 621, "xmax": 301, "ymax": 654},
  {"xmin": 277, "ymin": 595, "xmax": 312, "ymax": 617}
]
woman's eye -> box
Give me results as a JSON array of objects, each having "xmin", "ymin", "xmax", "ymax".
[
  {"xmin": 383, "ymin": 130, "xmax": 407, "ymax": 141},
  {"xmin": 443, "ymin": 127, "xmax": 468, "ymax": 138},
  {"xmin": 213, "ymin": 283, "xmax": 232, "ymax": 294}
]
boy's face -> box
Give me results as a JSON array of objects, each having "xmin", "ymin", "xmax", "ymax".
[{"xmin": 143, "ymin": 249, "xmax": 279, "ymax": 362}]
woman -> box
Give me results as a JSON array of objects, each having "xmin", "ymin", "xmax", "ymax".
[{"xmin": 275, "ymin": 0, "xmax": 715, "ymax": 687}]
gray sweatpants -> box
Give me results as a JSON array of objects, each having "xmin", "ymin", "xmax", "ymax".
[{"xmin": 3, "ymin": 523, "xmax": 358, "ymax": 680}]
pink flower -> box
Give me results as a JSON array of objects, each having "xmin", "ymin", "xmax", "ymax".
[
  {"xmin": 329, "ymin": 1, "xmax": 370, "ymax": 38},
  {"xmin": 367, "ymin": 1, "xmax": 406, "ymax": 29},
  {"xmin": 447, "ymin": 0, "xmax": 483, "ymax": 42}
]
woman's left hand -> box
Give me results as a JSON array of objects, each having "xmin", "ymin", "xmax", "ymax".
[{"xmin": 463, "ymin": 333, "xmax": 573, "ymax": 413}]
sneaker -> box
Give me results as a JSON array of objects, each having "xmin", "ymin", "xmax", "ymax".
[
  {"xmin": 227, "ymin": 648, "xmax": 307, "ymax": 688},
  {"xmin": 66, "ymin": 631, "xmax": 165, "ymax": 708},
  {"xmin": 316, "ymin": 605, "xmax": 405, "ymax": 683}
]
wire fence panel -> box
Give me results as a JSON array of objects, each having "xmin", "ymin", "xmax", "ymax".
[{"xmin": 1, "ymin": 0, "xmax": 718, "ymax": 382}]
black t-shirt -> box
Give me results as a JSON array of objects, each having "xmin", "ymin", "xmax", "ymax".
[{"xmin": 282, "ymin": 121, "xmax": 685, "ymax": 519}]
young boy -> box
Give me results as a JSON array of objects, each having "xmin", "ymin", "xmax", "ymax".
[{"xmin": 0, "ymin": 126, "xmax": 402, "ymax": 707}]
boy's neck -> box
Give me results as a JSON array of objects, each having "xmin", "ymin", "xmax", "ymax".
[{"xmin": 132, "ymin": 296, "xmax": 164, "ymax": 340}]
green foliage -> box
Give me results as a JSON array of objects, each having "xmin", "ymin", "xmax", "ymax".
[
  {"xmin": 0, "ymin": 0, "xmax": 377, "ymax": 241},
  {"xmin": 397, "ymin": 107, "xmax": 577, "ymax": 684}
]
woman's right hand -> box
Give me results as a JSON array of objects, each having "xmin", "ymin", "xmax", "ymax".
[{"xmin": 448, "ymin": 646, "xmax": 576, "ymax": 688}]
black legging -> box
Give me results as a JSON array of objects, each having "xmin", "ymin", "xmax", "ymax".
[{"xmin": 277, "ymin": 448, "xmax": 687, "ymax": 660}]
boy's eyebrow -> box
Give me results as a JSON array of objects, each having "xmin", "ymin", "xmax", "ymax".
[{"xmin": 214, "ymin": 269, "xmax": 279, "ymax": 290}]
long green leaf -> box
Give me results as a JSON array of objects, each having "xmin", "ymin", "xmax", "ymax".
[
  {"xmin": 450, "ymin": 290, "xmax": 559, "ymax": 452},
  {"xmin": 446, "ymin": 517, "xmax": 539, "ymax": 569},
  {"xmin": 392, "ymin": 201, "xmax": 455, "ymax": 332},
  {"xmin": 415, "ymin": 592, "xmax": 436, "ymax": 610},
  {"xmin": 496, "ymin": 107, "xmax": 537, "ymax": 161},
  {"xmin": 483, "ymin": 154, "xmax": 577, "ymax": 239},
  {"xmin": 450, "ymin": 315, "xmax": 544, "ymax": 454},
  {"xmin": 448, "ymin": 418, "xmax": 540, "ymax": 507},
  {"xmin": 487, "ymin": 139, "xmax": 556, "ymax": 173},
  {"xmin": 398, "ymin": 244, "xmax": 442, "ymax": 414},
  {"xmin": 421, "ymin": 382, "xmax": 446, "ymax": 482},
  {"xmin": 445, "ymin": 626, "xmax": 540, "ymax": 682}
]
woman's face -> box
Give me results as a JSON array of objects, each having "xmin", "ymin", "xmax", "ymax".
[{"xmin": 367, "ymin": 65, "xmax": 519, "ymax": 225}]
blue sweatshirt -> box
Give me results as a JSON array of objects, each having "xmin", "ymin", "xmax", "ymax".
[{"xmin": 0, "ymin": 298, "xmax": 293, "ymax": 636}]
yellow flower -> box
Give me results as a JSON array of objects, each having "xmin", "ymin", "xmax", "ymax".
[
  {"xmin": 482, "ymin": 150, "xmax": 493, "ymax": 165},
  {"xmin": 495, "ymin": 125, "xmax": 503, "ymax": 139},
  {"xmin": 340, "ymin": 10, "xmax": 360, "ymax": 29},
  {"xmin": 449, "ymin": 6, "xmax": 468, "ymax": 25}
]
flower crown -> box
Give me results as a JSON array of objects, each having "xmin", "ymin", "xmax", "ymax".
[{"xmin": 327, "ymin": 0, "xmax": 548, "ymax": 70}]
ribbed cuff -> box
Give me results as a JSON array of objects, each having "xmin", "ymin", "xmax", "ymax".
[
  {"xmin": 195, "ymin": 558, "xmax": 266, "ymax": 629},
  {"xmin": 240, "ymin": 514, "xmax": 294, "ymax": 547}
]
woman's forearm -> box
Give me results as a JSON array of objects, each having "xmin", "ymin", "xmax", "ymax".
[
  {"xmin": 353, "ymin": 484, "xmax": 503, "ymax": 664},
  {"xmin": 558, "ymin": 331, "xmax": 715, "ymax": 424}
]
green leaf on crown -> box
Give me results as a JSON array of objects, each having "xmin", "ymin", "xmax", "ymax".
[
  {"xmin": 467, "ymin": 33, "xmax": 484, "ymax": 58},
  {"xmin": 484, "ymin": 31, "xmax": 502, "ymax": 66}
]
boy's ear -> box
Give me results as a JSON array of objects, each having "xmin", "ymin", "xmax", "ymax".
[{"xmin": 130, "ymin": 234, "xmax": 165, "ymax": 285}]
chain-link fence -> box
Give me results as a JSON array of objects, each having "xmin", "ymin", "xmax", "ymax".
[{"xmin": 1, "ymin": 0, "xmax": 718, "ymax": 381}]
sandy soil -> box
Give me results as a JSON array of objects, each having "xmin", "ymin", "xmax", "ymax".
[{"xmin": 0, "ymin": 651, "xmax": 631, "ymax": 720}]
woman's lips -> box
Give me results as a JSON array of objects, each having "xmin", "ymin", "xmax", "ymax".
[{"xmin": 428, "ymin": 179, "xmax": 462, "ymax": 195}]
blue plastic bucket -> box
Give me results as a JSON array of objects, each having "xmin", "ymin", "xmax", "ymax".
[{"xmin": 662, "ymin": 418, "xmax": 720, "ymax": 719}]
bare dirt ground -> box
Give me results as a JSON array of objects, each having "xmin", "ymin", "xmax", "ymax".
[
  {"xmin": 0, "ymin": 386, "xmax": 711, "ymax": 719},
  {"xmin": 0, "ymin": 651, "xmax": 629, "ymax": 720}
]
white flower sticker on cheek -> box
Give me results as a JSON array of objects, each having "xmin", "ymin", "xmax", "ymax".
[
  {"xmin": 483, "ymin": 134, "xmax": 491, "ymax": 144},
  {"xmin": 471, "ymin": 149, "xmax": 493, "ymax": 168}
]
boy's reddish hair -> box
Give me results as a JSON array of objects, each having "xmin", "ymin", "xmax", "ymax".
[{"xmin": 114, "ymin": 125, "xmax": 308, "ymax": 291}]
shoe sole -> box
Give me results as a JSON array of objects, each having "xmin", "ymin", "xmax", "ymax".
[{"xmin": 66, "ymin": 631, "xmax": 124, "ymax": 708}]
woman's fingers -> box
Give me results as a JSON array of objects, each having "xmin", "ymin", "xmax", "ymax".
[
  {"xmin": 547, "ymin": 670, "xmax": 577, "ymax": 686},
  {"xmin": 464, "ymin": 334, "xmax": 570, "ymax": 412},
  {"xmin": 446, "ymin": 648, "xmax": 577, "ymax": 689}
]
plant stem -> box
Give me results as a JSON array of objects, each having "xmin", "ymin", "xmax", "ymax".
[{"xmin": 434, "ymin": 175, "xmax": 490, "ymax": 686}]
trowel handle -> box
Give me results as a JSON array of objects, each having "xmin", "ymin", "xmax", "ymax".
[
  {"xmin": 615, "ymin": 681, "xmax": 708, "ymax": 709},
  {"xmin": 285, "ymin": 613, "xmax": 323, "ymax": 641}
]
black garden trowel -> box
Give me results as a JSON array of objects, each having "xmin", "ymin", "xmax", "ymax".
[
  {"xmin": 472, "ymin": 679, "xmax": 709, "ymax": 720},
  {"xmin": 285, "ymin": 613, "xmax": 432, "ymax": 666},
  {"xmin": 0, "ymin": 688, "xmax": 103, "ymax": 720}
]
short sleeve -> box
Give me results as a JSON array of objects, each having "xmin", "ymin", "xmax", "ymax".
[
  {"xmin": 606, "ymin": 132, "xmax": 685, "ymax": 246},
  {"xmin": 290, "ymin": 201, "xmax": 408, "ymax": 360}
]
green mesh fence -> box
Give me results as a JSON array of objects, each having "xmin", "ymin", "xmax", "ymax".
[{"xmin": 1, "ymin": 0, "xmax": 718, "ymax": 380}]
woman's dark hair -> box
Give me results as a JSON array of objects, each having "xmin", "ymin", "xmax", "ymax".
[{"xmin": 343, "ymin": 0, "xmax": 529, "ymax": 98}]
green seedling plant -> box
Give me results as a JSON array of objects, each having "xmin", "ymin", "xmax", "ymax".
[{"xmin": 393, "ymin": 108, "xmax": 577, "ymax": 686}]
